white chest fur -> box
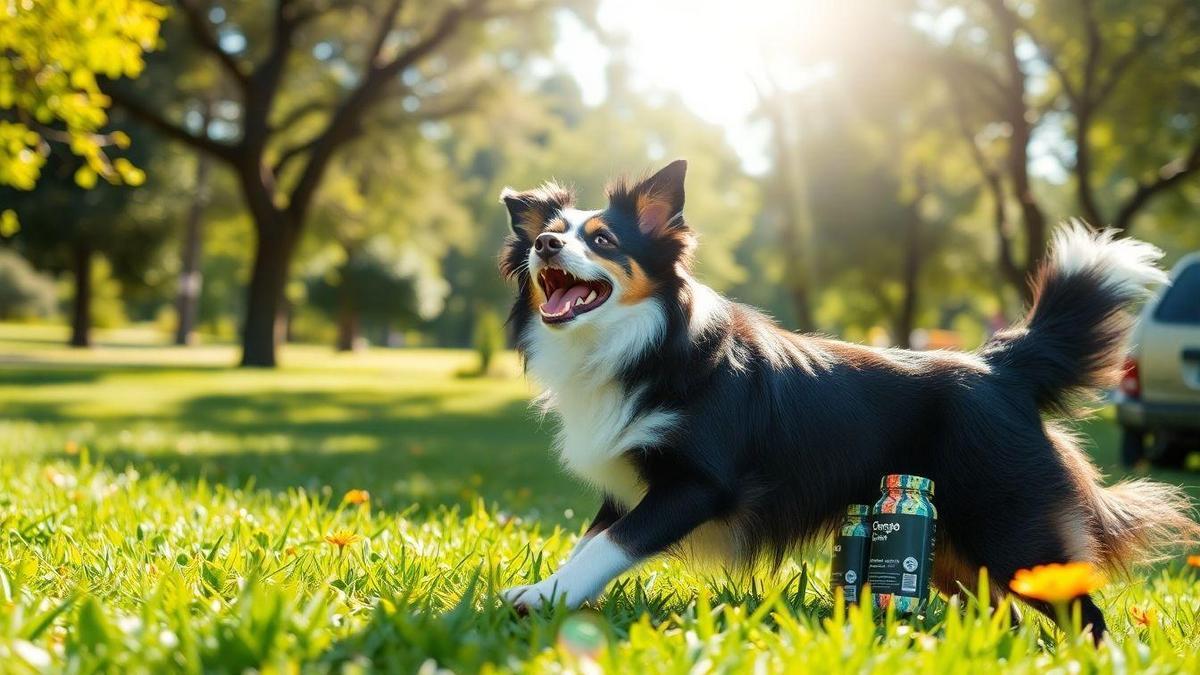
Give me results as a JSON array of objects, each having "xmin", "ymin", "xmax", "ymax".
[
  {"xmin": 523, "ymin": 297, "xmax": 675, "ymax": 508},
  {"xmin": 550, "ymin": 379, "xmax": 678, "ymax": 508}
]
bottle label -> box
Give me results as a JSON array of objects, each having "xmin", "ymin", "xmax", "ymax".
[
  {"xmin": 867, "ymin": 513, "xmax": 935, "ymax": 598},
  {"xmin": 831, "ymin": 535, "xmax": 867, "ymax": 601}
]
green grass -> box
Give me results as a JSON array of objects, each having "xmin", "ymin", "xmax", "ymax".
[{"xmin": 1, "ymin": 323, "xmax": 1198, "ymax": 673}]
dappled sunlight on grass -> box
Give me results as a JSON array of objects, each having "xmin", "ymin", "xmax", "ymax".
[
  {"xmin": 0, "ymin": 327, "xmax": 564, "ymax": 518},
  {"xmin": 3, "ymin": 326, "xmax": 1200, "ymax": 670}
]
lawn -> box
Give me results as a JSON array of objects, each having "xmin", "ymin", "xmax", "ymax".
[{"xmin": 1, "ymin": 323, "xmax": 1198, "ymax": 673}]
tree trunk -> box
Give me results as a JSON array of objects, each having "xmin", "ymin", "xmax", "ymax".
[
  {"xmin": 895, "ymin": 202, "xmax": 923, "ymax": 350},
  {"xmin": 240, "ymin": 225, "xmax": 294, "ymax": 367},
  {"xmin": 174, "ymin": 149, "xmax": 212, "ymax": 346},
  {"xmin": 70, "ymin": 243, "xmax": 93, "ymax": 348},
  {"xmin": 1008, "ymin": 105, "xmax": 1046, "ymax": 294},
  {"xmin": 986, "ymin": 0, "xmax": 1046, "ymax": 303},
  {"xmin": 335, "ymin": 306, "xmax": 362, "ymax": 352},
  {"xmin": 1073, "ymin": 107, "xmax": 1105, "ymax": 227}
]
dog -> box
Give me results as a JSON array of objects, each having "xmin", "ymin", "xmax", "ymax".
[{"xmin": 495, "ymin": 159, "xmax": 1198, "ymax": 634}]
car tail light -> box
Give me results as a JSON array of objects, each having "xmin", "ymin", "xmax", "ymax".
[{"xmin": 1120, "ymin": 356, "xmax": 1140, "ymax": 399}]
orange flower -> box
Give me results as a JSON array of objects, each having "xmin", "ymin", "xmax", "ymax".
[
  {"xmin": 1009, "ymin": 562, "xmax": 1106, "ymax": 603},
  {"xmin": 343, "ymin": 489, "xmax": 370, "ymax": 505},
  {"xmin": 284, "ymin": 546, "xmax": 298, "ymax": 558},
  {"xmin": 64, "ymin": 440, "xmax": 79, "ymax": 455},
  {"xmin": 1186, "ymin": 554, "xmax": 1200, "ymax": 568},
  {"xmin": 324, "ymin": 530, "xmax": 362, "ymax": 551},
  {"xmin": 1129, "ymin": 606, "xmax": 1157, "ymax": 627}
]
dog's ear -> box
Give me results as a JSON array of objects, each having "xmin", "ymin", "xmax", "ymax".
[
  {"xmin": 499, "ymin": 182, "xmax": 574, "ymax": 241},
  {"xmin": 609, "ymin": 159, "xmax": 687, "ymax": 237}
]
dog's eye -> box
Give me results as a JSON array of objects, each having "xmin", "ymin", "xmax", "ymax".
[{"xmin": 593, "ymin": 233, "xmax": 615, "ymax": 248}]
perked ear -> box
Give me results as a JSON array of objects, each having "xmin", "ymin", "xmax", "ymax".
[
  {"xmin": 631, "ymin": 159, "xmax": 687, "ymax": 236},
  {"xmin": 499, "ymin": 182, "xmax": 574, "ymax": 241}
]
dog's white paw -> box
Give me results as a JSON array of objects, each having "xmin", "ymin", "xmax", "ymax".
[
  {"xmin": 499, "ymin": 583, "xmax": 533, "ymax": 605},
  {"xmin": 502, "ymin": 534, "xmax": 633, "ymax": 613},
  {"xmin": 500, "ymin": 573, "xmax": 596, "ymax": 612}
]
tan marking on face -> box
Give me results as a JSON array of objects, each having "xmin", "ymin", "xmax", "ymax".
[
  {"xmin": 583, "ymin": 216, "xmax": 606, "ymax": 237},
  {"xmin": 526, "ymin": 263, "xmax": 549, "ymax": 311},
  {"xmin": 527, "ymin": 280, "xmax": 545, "ymax": 313},
  {"xmin": 545, "ymin": 217, "xmax": 567, "ymax": 234},
  {"xmin": 593, "ymin": 256, "xmax": 655, "ymax": 305}
]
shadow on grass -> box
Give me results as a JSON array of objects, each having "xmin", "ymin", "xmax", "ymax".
[
  {"xmin": 9, "ymin": 369, "xmax": 578, "ymax": 519},
  {"xmin": 0, "ymin": 364, "xmax": 230, "ymax": 386}
]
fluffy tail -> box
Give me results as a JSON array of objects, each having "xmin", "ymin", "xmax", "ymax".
[
  {"xmin": 983, "ymin": 220, "xmax": 1167, "ymax": 415},
  {"xmin": 1051, "ymin": 422, "xmax": 1199, "ymax": 569},
  {"xmin": 985, "ymin": 221, "xmax": 1198, "ymax": 568}
]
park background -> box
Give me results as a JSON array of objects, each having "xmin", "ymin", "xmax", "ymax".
[{"xmin": 2, "ymin": 0, "xmax": 1200, "ymax": 672}]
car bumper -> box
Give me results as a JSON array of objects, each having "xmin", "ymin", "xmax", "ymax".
[{"xmin": 1115, "ymin": 396, "xmax": 1200, "ymax": 430}]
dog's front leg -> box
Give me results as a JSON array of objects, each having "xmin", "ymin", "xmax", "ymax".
[
  {"xmin": 567, "ymin": 497, "xmax": 624, "ymax": 561},
  {"xmin": 502, "ymin": 476, "xmax": 729, "ymax": 611},
  {"xmin": 500, "ymin": 497, "xmax": 625, "ymax": 605}
]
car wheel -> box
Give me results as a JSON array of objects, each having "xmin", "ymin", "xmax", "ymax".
[{"xmin": 1120, "ymin": 426, "xmax": 1146, "ymax": 468}]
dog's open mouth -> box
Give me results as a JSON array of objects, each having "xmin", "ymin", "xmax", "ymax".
[{"xmin": 537, "ymin": 267, "xmax": 612, "ymax": 324}]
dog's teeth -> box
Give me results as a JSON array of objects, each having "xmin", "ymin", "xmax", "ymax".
[
  {"xmin": 575, "ymin": 298, "xmax": 584, "ymax": 307},
  {"xmin": 585, "ymin": 290, "xmax": 597, "ymax": 304}
]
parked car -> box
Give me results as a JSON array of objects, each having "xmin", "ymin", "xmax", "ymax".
[{"xmin": 1116, "ymin": 252, "xmax": 1200, "ymax": 468}]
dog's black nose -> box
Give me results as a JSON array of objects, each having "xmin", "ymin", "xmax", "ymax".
[{"xmin": 534, "ymin": 232, "xmax": 564, "ymax": 260}]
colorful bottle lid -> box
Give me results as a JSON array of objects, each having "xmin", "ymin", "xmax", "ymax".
[
  {"xmin": 846, "ymin": 504, "xmax": 871, "ymax": 516},
  {"xmin": 879, "ymin": 473, "xmax": 935, "ymax": 496}
]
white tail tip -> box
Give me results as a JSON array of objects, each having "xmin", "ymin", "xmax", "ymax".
[{"xmin": 1049, "ymin": 219, "xmax": 1168, "ymax": 297}]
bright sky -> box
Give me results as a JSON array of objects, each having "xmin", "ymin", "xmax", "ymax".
[
  {"xmin": 552, "ymin": 0, "xmax": 823, "ymax": 174},
  {"xmin": 551, "ymin": 0, "xmax": 1068, "ymax": 182}
]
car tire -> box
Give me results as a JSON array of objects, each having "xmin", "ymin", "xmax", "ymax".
[{"xmin": 1120, "ymin": 426, "xmax": 1146, "ymax": 467}]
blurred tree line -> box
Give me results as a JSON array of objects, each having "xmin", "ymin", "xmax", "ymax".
[{"xmin": 1, "ymin": 0, "xmax": 1197, "ymax": 365}]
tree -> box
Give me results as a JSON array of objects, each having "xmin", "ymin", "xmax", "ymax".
[
  {"xmin": 1021, "ymin": 0, "xmax": 1200, "ymax": 233},
  {"xmin": 0, "ymin": 0, "xmax": 163, "ymax": 205},
  {"xmin": 173, "ymin": 101, "xmax": 216, "ymax": 346},
  {"xmin": 933, "ymin": 0, "xmax": 1200, "ymax": 295},
  {"xmin": 4, "ymin": 122, "xmax": 175, "ymax": 347},
  {"xmin": 102, "ymin": 0, "xmax": 575, "ymax": 366},
  {"xmin": 302, "ymin": 127, "xmax": 463, "ymax": 351},
  {"xmin": 305, "ymin": 240, "xmax": 436, "ymax": 350}
]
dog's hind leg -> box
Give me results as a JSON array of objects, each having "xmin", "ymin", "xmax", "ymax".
[{"xmin": 948, "ymin": 488, "xmax": 1108, "ymax": 642}]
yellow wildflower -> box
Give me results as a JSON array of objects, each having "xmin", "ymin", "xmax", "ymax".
[
  {"xmin": 343, "ymin": 489, "xmax": 370, "ymax": 505},
  {"xmin": 324, "ymin": 530, "xmax": 362, "ymax": 552}
]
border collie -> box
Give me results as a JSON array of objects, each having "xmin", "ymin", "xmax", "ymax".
[{"xmin": 496, "ymin": 159, "xmax": 1197, "ymax": 634}]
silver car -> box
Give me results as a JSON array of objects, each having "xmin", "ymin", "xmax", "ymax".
[{"xmin": 1116, "ymin": 252, "xmax": 1200, "ymax": 467}]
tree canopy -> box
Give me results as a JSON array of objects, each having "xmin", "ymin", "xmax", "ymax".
[{"xmin": 0, "ymin": 0, "xmax": 163, "ymax": 207}]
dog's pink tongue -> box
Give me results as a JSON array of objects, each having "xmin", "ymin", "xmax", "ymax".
[{"xmin": 542, "ymin": 285, "xmax": 591, "ymax": 314}]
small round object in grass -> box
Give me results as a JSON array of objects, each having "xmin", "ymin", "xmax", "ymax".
[{"xmin": 557, "ymin": 611, "xmax": 607, "ymax": 659}]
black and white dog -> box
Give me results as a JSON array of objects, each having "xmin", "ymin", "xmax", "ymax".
[{"xmin": 496, "ymin": 160, "xmax": 1197, "ymax": 633}]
